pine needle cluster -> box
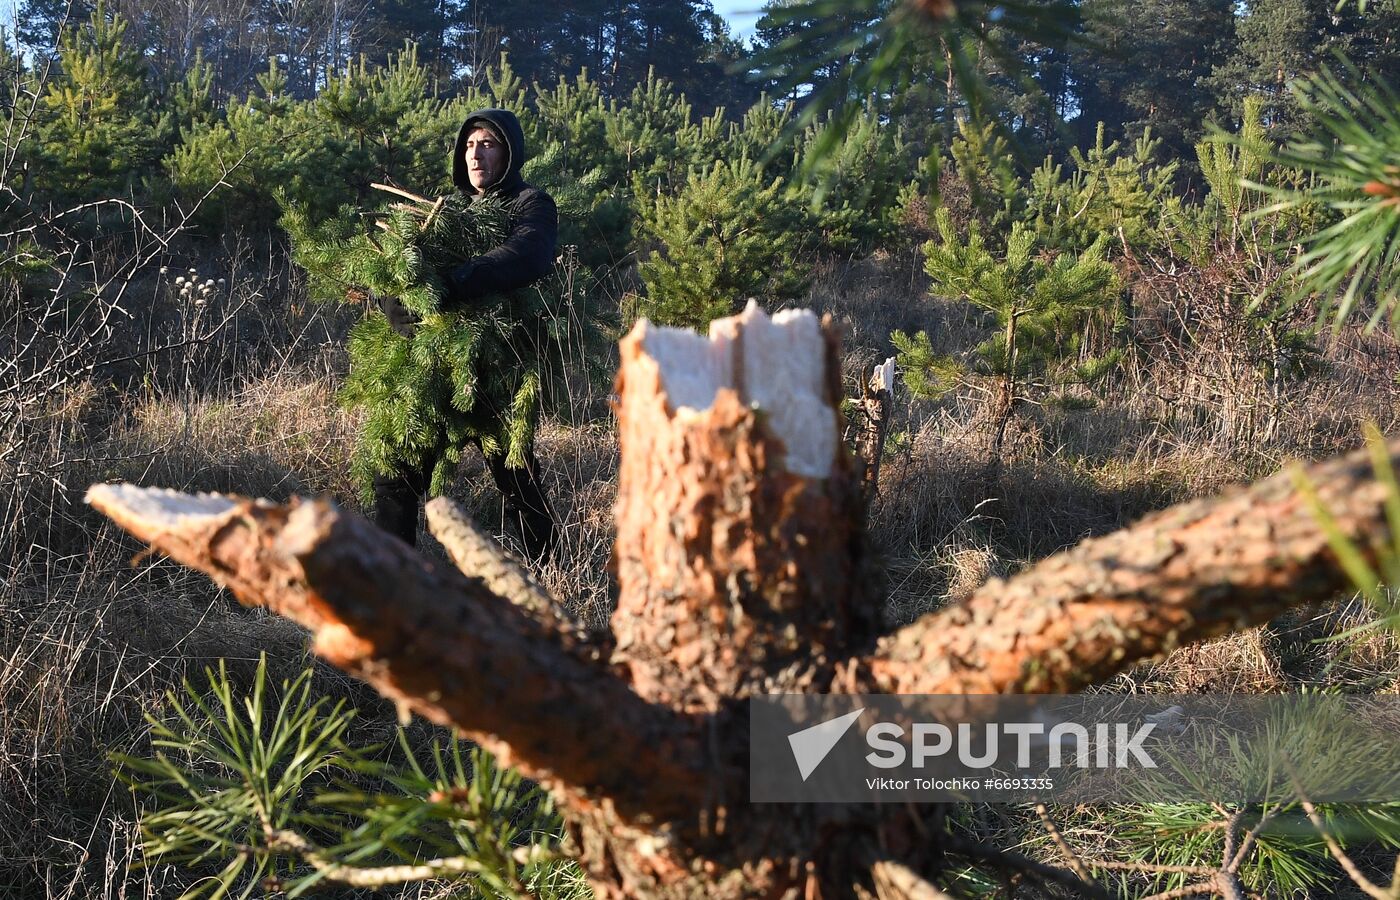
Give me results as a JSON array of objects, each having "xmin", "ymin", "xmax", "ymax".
[
  {"xmin": 281, "ymin": 186, "xmax": 559, "ymax": 499},
  {"xmin": 113, "ymin": 656, "xmax": 581, "ymax": 899},
  {"xmin": 1253, "ymin": 60, "xmax": 1400, "ymax": 329}
]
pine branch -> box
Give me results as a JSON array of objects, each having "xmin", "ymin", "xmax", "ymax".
[
  {"xmin": 1248, "ymin": 59, "xmax": 1400, "ymax": 330},
  {"xmin": 420, "ymin": 195, "xmax": 447, "ymax": 233},
  {"xmin": 859, "ymin": 434, "xmax": 1400, "ymax": 694},
  {"xmin": 283, "ymin": 188, "xmax": 554, "ymax": 494},
  {"xmin": 84, "ymin": 484, "xmax": 710, "ymax": 828},
  {"xmin": 265, "ymin": 828, "xmax": 508, "ymax": 888},
  {"xmin": 1033, "ymin": 803, "xmax": 1096, "ymax": 885},
  {"xmin": 1136, "ymin": 883, "xmax": 1221, "ymax": 900},
  {"xmin": 424, "ymin": 496, "xmax": 575, "ymax": 629},
  {"xmin": 1296, "ymin": 797, "xmax": 1398, "ymax": 900}
]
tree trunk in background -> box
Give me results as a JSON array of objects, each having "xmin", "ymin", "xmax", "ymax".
[{"xmin": 88, "ymin": 304, "xmax": 1400, "ymax": 899}]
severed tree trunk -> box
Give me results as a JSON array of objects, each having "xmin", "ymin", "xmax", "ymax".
[
  {"xmin": 611, "ymin": 304, "xmax": 880, "ymax": 714},
  {"xmin": 88, "ymin": 303, "xmax": 1400, "ymax": 899}
]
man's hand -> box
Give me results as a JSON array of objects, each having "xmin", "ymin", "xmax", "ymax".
[
  {"xmin": 372, "ymin": 290, "xmax": 420, "ymax": 338},
  {"xmin": 443, "ymin": 261, "xmax": 478, "ymax": 308}
]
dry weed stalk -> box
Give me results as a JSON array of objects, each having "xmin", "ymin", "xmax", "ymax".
[
  {"xmin": 1034, "ymin": 802, "xmax": 1291, "ymax": 900},
  {"xmin": 853, "ymin": 356, "xmax": 897, "ymax": 503}
]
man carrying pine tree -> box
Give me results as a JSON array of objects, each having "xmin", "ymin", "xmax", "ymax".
[{"xmin": 372, "ymin": 108, "xmax": 559, "ymax": 561}]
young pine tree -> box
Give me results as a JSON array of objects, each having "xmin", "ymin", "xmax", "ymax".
[
  {"xmin": 798, "ymin": 100, "xmax": 911, "ymax": 256},
  {"xmin": 165, "ymin": 60, "xmax": 349, "ymax": 229},
  {"xmin": 150, "ymin": 50, "xmax": 215, "ymax": 159},
  {"xmin": 316, "ymin": 44, "xmax": 460, "ymax": 197},
  {"xmin": 919, "ymin": 207, "xmax": 1120, "ymax": 453},
  {"xmin": 942, "ymin": 117, "xmax": 1023, "ymax": 239},
  {"xmin": 678, "ymin": 107, "xmax": 730, "ymax": 173},
  {"xmin": 484, "ymin": 53, "xmax": 541, "ymax": 149},
  {"xmin": 603, "ymin": 67, "xmax": 692, "ymax": 190},
  {"xmin": 523, "ymin": 141, "xmax": 632, "ymax": 270},
  {"xmin": 1027, "ymin": 123, "xmax": 1180, "ymax": 255},
  {"xmin": 532, "ymin": 70, "xmax": 617, "ymax": 181},
  {"xmin": 726, "ymin": 94, "xmax": 801, "ymax": 184},
  {"xmin": 35, "ymin": 1, "xmax": 155, "ymax": 202},
  {"xmin": 636, "ymin": 156, "xmax": 809, "ymax": 329},
  {"xmin": 1189, "ymin": 95, "xmax": 1325, "ymax": 442}
]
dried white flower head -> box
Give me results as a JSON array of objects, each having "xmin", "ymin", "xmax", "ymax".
[
  {"xmin": 217, "ymin": 278, "xmax": 226, "ymax": 286},
  {"xmin": 175, "ymin": 276, "xmax": 186, "ymax": 285},
  {"xmin": 159, "ymin": 266, "xmax": 169, "ymax": 275}
]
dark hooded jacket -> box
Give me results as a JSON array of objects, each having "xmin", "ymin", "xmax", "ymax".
[{"xmin": 444, "ymin": 109, "xmax": 558, "ymax": 306}]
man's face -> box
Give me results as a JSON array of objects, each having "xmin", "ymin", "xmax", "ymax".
[{"xmin": 464, "ymin": 125, "xmax": 506, "ymax": 191}]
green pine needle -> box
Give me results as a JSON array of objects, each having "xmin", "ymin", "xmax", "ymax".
[{"xmin": 1247, "ymin": 57, "xmax": 1400, "ymax": 332}]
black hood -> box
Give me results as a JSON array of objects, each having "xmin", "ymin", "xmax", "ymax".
[{"xmin": 452, "ymin": 108, "xmax": 527, "ymax": 195}]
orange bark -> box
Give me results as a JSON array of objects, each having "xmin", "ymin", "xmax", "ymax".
[{"xmin": 611, "ymin": 316, "xmax": 876, "ymax": 713}]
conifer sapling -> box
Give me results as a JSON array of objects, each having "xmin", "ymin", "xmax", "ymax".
[{"xmin": 282, "ymin": 185, "xmax": 557, "ymax": 500}]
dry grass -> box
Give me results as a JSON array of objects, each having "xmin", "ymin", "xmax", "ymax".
[
  {"xmin": 3, "ymin": 249, "xmax": 1399, "ymax": 897},
  {"xmin": 0, "ymin": 357, "xmax": 381, "ymax": 895}
]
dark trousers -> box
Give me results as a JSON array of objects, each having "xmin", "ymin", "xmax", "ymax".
[{"xmin": 371, "ymin": 439, "xmax": 557, "ymax": 561}]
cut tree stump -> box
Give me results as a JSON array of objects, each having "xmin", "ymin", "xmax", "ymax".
[
  {"xmin": 88, "ymin": 304, "xmax": 1399, "ymax": 899},
  {"xmin": 611, "ymin": 302, "xmax": 880, "ymax": 713}
]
